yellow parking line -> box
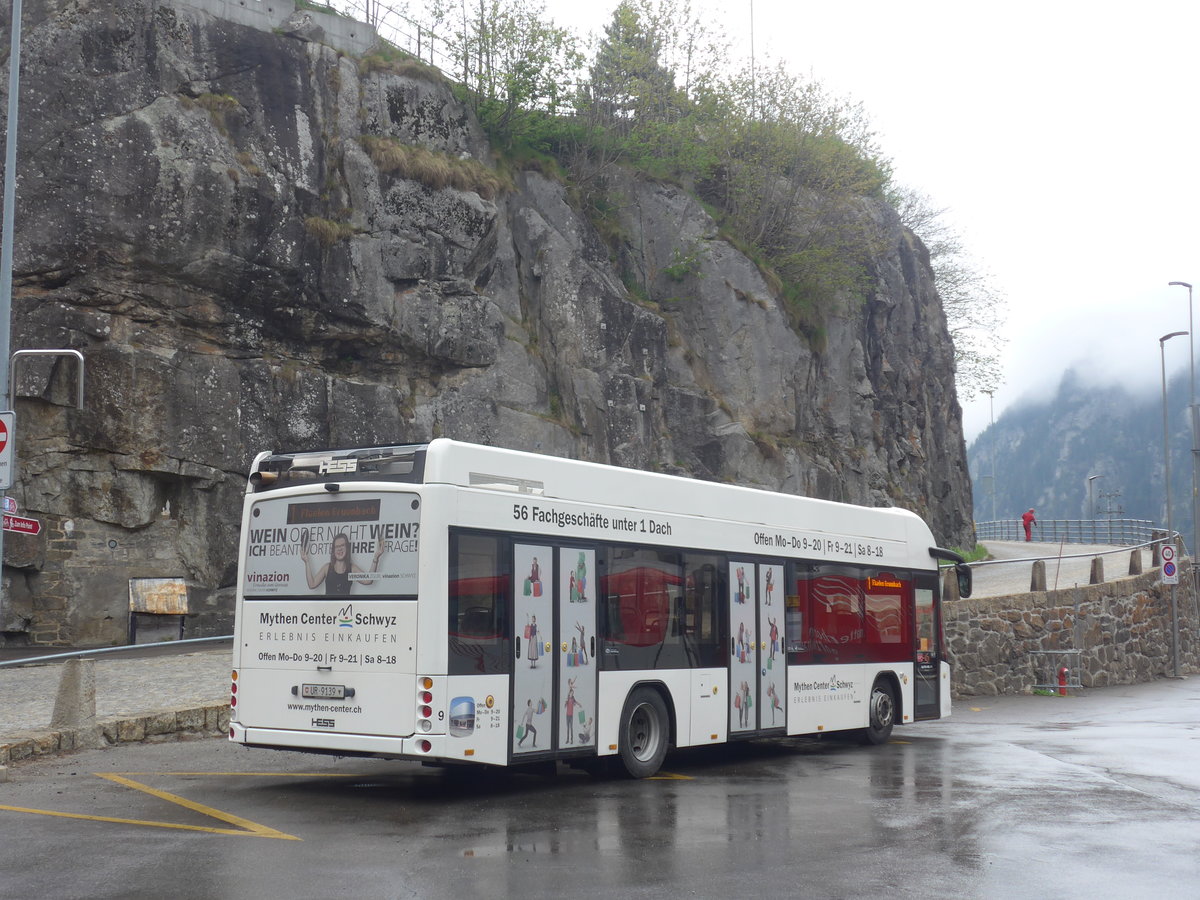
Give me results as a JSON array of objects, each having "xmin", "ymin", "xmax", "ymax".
[
  {"xmin": 96, "ymin": 773, "xmax": 300, "ymax": 839},
  {"xmin": 648, "ymin": 771, "xmax": 693, "ymax": 780},
  {"xmin": 112, "ymin": 777, "xmax": 355, "ymax": 782},
  {"xmin": 0, "ymin": 772, "xmax": 302, "ymax": 840},
  {"xmin": 0, "ymin": 803, "xmax": 295, "ymax": 838}
]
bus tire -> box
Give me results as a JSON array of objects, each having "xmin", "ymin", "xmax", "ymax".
[
  {"xmin": 860, "ymin": 678, "xmax": 896, "ymax": 745},
  {"xmin": 618, "ymin": 687, "xmax": 669, "ymax": 778}
]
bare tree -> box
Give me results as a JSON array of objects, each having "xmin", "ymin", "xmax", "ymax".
[{"xmin": 894, "ymin": 187, "xmax": 1006, "ymax": 400}]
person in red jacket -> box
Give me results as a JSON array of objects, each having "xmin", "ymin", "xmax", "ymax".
[{"xmin": 1021, "ymin": 508, "xmax": 1037, "ymax": 542}]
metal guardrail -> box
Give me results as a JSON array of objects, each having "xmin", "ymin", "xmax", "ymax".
[
  {"xmin": 968, "ymin": 536, "xmax": 1164, "ymax": 569},
  {"xmin": 975, "ymin": 518, "xmax": 1157, "ymax": 546},
  {"xmin": 0, "ymin": 635, "xmax": 231, "ymax": 669}
]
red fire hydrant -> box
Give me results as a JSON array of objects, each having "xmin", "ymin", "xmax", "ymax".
[{"xmin": 1058, "ymin": 666, "xmax": 1069, "ymax": 696}]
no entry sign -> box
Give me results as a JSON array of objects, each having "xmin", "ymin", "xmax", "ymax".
[{"xmin": 0, "ymin": 411, "xmax": 13, "ymax": 490}]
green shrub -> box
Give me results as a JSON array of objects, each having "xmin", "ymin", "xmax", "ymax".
[
  {"xmin": 361, "ymin": 136, "xmax": 509, "ymax": 199},
  {"xmin": 304, "ymin": 216, "xmax": 357, "ymax": 247}
]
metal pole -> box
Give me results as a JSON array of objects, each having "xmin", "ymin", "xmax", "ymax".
[
  {"xmin": 1161, "ymin": 330, "xmax": 1186, "ymax": 678},
  {"xmin": 1169, "ymin": 282, "xmax": 1198, "ymax": 610},
  {"xmin": 1088, "ymin": 474, "xmax": 1104, "ymax": 542},
  {"xmin": 982, "ymin": 388, "xmax": 996, "ymax": 526},
  {"xmin": 0, "ymin": 0, "xmax": 25, "ymax": 632}
]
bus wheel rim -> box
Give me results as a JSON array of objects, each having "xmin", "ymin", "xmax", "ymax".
[{"xmin": 630, "ymin": 704, "xmax": 659, "ymax": 761}]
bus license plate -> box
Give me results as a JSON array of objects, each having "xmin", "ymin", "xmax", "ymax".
[{"xmin": 301, "ymin": 683, "xmax": 346, "ymax": 700}]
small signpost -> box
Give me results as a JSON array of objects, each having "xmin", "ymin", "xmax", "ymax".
[
  {"xmin": 2, "ymin": 512, "xmax": 39, "ymax": 536},
  {"xmin": 1161, "ymin": 543, "xmax": 1178, "ymax": 585}
]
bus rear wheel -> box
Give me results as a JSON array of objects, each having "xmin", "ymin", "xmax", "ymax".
[
  {"xmin": 860, "ymin": 678, "xmax": 896, "ymax": 745},
  {"xmin": 618, "ymin": 688, "xmax": 669, "ymax": 778}
]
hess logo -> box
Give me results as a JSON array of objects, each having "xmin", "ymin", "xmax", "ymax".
[{"xmin": 312, "ymin": 718, "xmax": 336, "ymax": 728}]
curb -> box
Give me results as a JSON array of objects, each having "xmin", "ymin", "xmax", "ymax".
[{"xmin": 0, "ymin": 702, "xmax": 230, "ymax": 766}]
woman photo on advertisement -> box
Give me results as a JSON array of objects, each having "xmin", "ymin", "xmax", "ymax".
[{"xmin": 301, "ymin": 531, "xmax": 384, "ymax": 594}]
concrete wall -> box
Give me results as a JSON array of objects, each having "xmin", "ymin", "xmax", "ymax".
[
  {"xmin": 168, "ymin": 0, "xmax": 379, "ymax": 56},
  {"xmin": 945, "ymin": 563, "xmax": 1200, "ymax": 696}
]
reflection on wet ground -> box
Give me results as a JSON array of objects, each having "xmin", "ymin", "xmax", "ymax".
[{"xmin": 4, "ymin": 680, "xmax": 1198, "ymax": 898}]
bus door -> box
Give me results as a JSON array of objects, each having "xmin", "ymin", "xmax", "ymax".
[
  {"xmin": 512, "ymin": 543, "xmax": 554, "ymax": 756},
  {"xmin": 729, "ymin": 560, "xmax": 758, "ymax": 733},
  {"xmin": 913, "ymin": 577, "xmax": 940, "ymax": 719},
  {"xmin": 758, "ymin": 563, "xmax": 786, "ymax": 731},
  {"xmin": 556, "ymin": 546, "xmax": 598, "ymax": 751}
]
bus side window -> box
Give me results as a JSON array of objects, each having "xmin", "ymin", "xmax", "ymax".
[
  {"xmin": 785, "ymin": 562, "xmax": 812, "ymax": 664},
  {"xmin": 682, "ymin": 554, "xmax": 724, "ymax": 667},
  {"xmin": 808, "ymin": 568, "xmax": 864, "ymax": 664},
  {"xmin": 600, "ymin": 546, "xmax": 685, "ymax": 669},
  {"xmin": 448, "ymin": 531, "xmax": 511, "ymax": 675},
  {"xmin": 864, "ymin": 572, "xmax": 909, "ymax": 646}
]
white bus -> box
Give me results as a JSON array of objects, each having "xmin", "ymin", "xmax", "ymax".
[{"xmin": 230, "ymin": 439, "xmax": 970, "ymax": 778}]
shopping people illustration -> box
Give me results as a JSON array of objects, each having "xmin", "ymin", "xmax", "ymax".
[
  {"xmin": 575, "ymin": 552, "xmax": 588, "ymax": 601},
  {"xmin": 564, "ymin": 678, "xmax": 578, "ymax": 744},
  {"xmin": 525, "ymin": 614, "xmax": 540, "ymax": 667},
  {"xmin": 575, "ymin": 622, "xmax": 589, "ymax": 664},
  {"xmin": 736, "ymin": 680, "xmax": 752, "ymax": 727},
  {"xmin": 767, "ymin": 683, "xmax": 782, "ymax": 725},
  {"xmin": 517, "ymin": 699, "xmax": 538, "ymax": 747}
]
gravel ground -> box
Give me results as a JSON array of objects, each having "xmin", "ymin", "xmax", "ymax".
[
  {"xmin": 0, "ymin": 648, "xmax": 229, "ymax": 741},
  {"xmin": 970, "ymin": 539, "xmax": 1157, "ymax": 597}
]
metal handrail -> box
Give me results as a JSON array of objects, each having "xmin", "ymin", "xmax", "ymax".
[
  {"xmin": 969, "ymin": 536, "xmax": 1167, "ymax": 568},
  {"xmin": 975, "ymin": 518, "xmax": 1158, "ymax": 546},
  {"xmin": 0, "ymin": 635, "xmax": 231, "ymax": 669}
]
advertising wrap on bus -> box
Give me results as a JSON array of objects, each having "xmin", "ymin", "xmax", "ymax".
[{"xmin": 242, "ymin": 492, "xmax": 420, "ymax": 597}]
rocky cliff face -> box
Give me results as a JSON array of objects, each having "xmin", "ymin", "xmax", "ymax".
[{"xmin": 0, "ymin": 0, "xmax": 973, "ymax": 645}]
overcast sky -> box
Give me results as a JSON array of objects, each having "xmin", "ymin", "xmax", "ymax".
[{"xmin": 540, "ymin": 0, "xmax": 1200, "ymax": 443}]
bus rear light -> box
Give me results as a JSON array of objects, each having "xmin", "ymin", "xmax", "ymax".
[
  {"xmin": 231, "ymin": 682, "xmax": 237, "ymax": 694},
  {"xmin": 419, "ymin": 720, "xmax": 432, "ymax": 733},
  {"xmin": 419, "ymin": 705, "xmax": 432, "ymax": 718},
  {"xmin": 420, "ymin": 676, "xmax": 433, "ymax": 690},
  {"xmin": 419, "ymin": 691, "xmax": 433, "ymax": 703},
  {"xmin": 231, "ymin": 670, "xmax": 238, "ymax": 682},
  {"xmin": 230, "ymin": 694, "xmax": 237, "ymax": 708},
  {"xmin": 419, "ymin": 740, "xmax": 432, "ymax": 753}
]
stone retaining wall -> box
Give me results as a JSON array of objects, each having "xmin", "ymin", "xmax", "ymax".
[
  {"xmin": 0, "ymin": 702, "xmax": 229, "ymax": 766},
  {"xmin": 945, "ymin": 563, "xmax": 1200, "ymax": 696}
]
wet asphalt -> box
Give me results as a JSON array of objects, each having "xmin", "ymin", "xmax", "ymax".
[{"xmin": 1, "ymin": 677, "xmax": 1197, "ymax": 899}]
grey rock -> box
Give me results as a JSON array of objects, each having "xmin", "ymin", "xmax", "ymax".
[{"xmin": 1, "ymin": 0, "xmax": 974, "ymax": 646}]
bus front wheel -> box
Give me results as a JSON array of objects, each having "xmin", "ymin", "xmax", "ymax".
[
  {"xmin": 860, "ymin": 678, "xmax": 896, "ymax": 745},
  {"xmin": 618, "ymin": 688, "xmax": 669, "ymax": 778}
]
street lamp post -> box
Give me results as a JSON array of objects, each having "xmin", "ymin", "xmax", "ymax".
[
  {"xmin": 1168, "ymin": 282, "xmax": 1196, "ymax": 561},
  {"xmin": 1088, "ymin": 474, "xmax": 1104, "ymax": 534},
  {"xmin": 1160, "ymin": 330, "xmax": 1186, "ymax": 679},
  {"xmin": 0, "ymin": 0, "xmax": 25, "ymax": 630},
  {"xmin": 983, "ymin": 388, "xmax": 996, "ymax": 525}
]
